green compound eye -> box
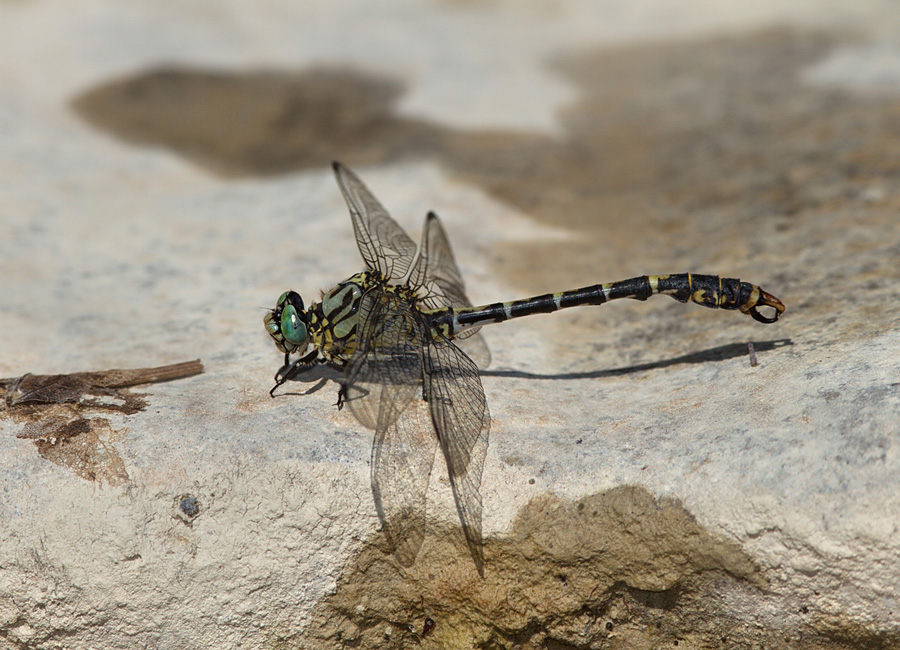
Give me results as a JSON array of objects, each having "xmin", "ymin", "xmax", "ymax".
[
  {"xmin": 263, "ymin": 312, "xmax": 281, "ymax": 337},
  {"xmin": 265, "ymin": 291, "xmax": 308, "ymax": 353},
  {"xmin": 280, "ymin": 303, "xmax": 308, "ymax": 347},
  {"xmin": 278, "ymin": 291, "xmax": 309, "ymax": 350}
]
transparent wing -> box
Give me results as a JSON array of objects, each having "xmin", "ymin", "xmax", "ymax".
[
  {"xmin": 342, "ymin": 289, "xmax": 435, "ymax": 566},
  {"xmin": 332, "ymin": 162, "xmax": 418, "ymax": 282},
  {"xmin": 409, "ymin": 212, "xmax": 491, "ymax": 368},
  {"xmin": 425, "ymin": 337, "xmax": 490, "ymax": 576},
  {"xmin": 343, "ymin": 289, "xmax": 423, "ymax": 432},
  {"xmin": 371, "ymin": 398, "xmax": 438, "ymax": 567},
  {"xmin": 410, "ymin": 212, "xmax": 476, "ymax": 314}
]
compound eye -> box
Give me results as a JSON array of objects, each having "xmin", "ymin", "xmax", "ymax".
[
  {"xmin": 264, "ymin": 312, "xmax": 281, "ymax": 338},
  {"xmin": 280, "ymin": 303, "xmax": 308, "ymax": 348}
]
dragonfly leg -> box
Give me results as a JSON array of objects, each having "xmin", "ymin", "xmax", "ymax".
[
  {"xmin": 336, "ymin": 379, "xmax": 374, "ymax": 410},
  {"xmin": 270, "ymin": 350, "xmax": 319, "ymax": 397}
]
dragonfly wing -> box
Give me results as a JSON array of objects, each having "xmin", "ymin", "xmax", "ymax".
[
  {"xmin": 371, "ymin": 397, "xmax": 438, "ymax": 567},
  {"xmin": 332, "ymin": 162, "xmax": 418, "ymax": 282},
  {"xmin": 425, "ymin": 337, "xmax": 490, "ymax": 576},
  {"xmin": 343, "ymin": 289, "xmax": 436, "ymax": 566},
  {"xmin": 452, "ymin": 332, "xmax": 491, "ymax": 372},
  {"xmin": 343, "ymin": 289, "xmax": 422, "ymax": 429},
  {"xmin": 412, "ymin": 212, "xmax": 491, "ymax": 367},
  {"xmin": 415, "ymin": 212, "xmax": 472, "ymax": 310}
]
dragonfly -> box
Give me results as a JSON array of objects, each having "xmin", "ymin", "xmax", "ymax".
[{"xmin": 264, "ymin": 162, "xmax": 785, "ymax": 576}]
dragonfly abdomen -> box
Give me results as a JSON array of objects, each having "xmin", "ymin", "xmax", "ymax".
[{"xmin": 441, "ymin": 273, "xmax": 784, "ymax": 336}]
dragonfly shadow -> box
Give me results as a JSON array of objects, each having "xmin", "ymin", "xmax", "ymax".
[
  {"xmin": 480, "ymin": 338, "xmax": 792, "ymax": 381},
  {"xmin": 269, "ymin": 362, "xmax": 344, "ymax": 398},
  {"xmin": 270, "ymin": 339, "xmax": 793, "ymax": 390}
]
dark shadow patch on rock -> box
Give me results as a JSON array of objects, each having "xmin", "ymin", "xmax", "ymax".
[
  {"xmin": 71, "ymin": 66, "xmax": 522, "ymax": 177},
  {"xmin": 281, "ymin": 486, "xmax": 757, "ymax": 648},
  {"xmin": 276, "ymin": 484, "xmax": 896, "ymax": 649}
]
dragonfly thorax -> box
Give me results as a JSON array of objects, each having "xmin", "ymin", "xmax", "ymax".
[{"xmin": 307, "ymin": 273, "xmax": 369, "ymax": 364}]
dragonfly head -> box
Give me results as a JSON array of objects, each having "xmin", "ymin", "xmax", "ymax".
[{"xmin": 264, "ymin": 290, "xmax": 310, "ymax": 355}]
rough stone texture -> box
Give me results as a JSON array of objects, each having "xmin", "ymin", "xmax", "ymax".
[{"xmin": 2, "ymin": 1, "xmax": 900, "ymax": 649}]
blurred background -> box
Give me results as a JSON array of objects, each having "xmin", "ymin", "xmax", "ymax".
[{"xmin": 3, "ymin": 0, "xmax": 899, "ymax": 372}]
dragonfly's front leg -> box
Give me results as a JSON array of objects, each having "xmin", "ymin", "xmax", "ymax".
[{"xmin": 270, "ymin": 350, "xmax": 319, "ymax": 397}]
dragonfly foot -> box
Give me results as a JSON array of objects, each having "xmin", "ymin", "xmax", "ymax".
[{"xmin": 270, "ymin": 350, "xmax": 319, "ymax": 397}]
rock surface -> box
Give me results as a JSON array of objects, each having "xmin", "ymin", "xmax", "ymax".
[{"xmin": 2, "ymin": 1, "xmax": 899, "ymax": 649}]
